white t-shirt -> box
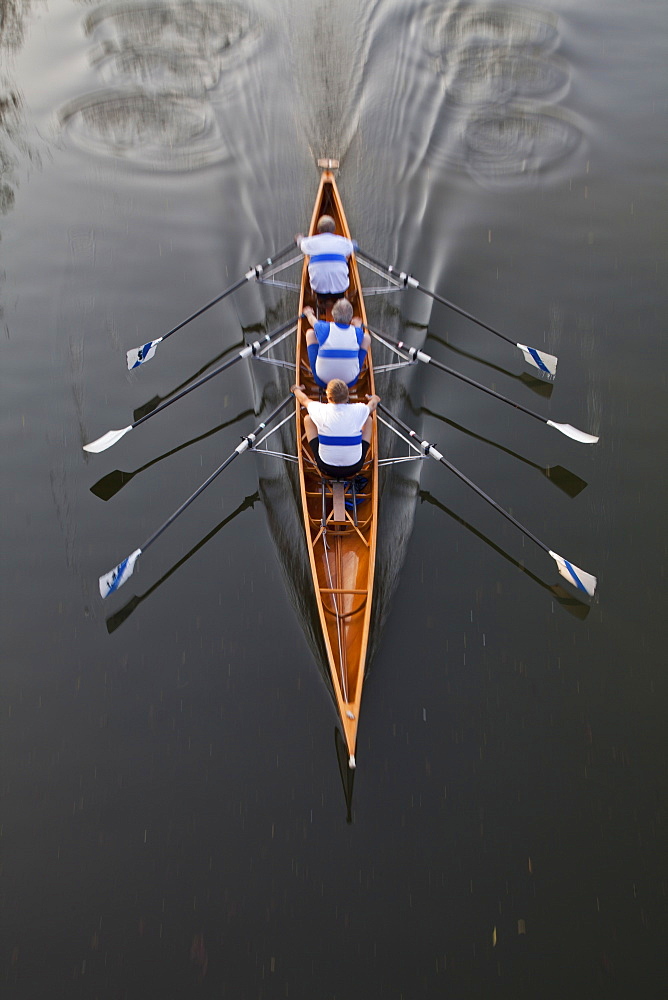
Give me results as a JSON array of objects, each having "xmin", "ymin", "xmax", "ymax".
[
  {"xmin": 307, "ymin": 401, "xmax": 370, "ymax": 466},
  {"xmin": 299, "ymin": 233, "xmax": 354, "ymax": 294}
]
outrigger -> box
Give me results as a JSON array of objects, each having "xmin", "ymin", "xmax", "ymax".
[{"xmin": 84, "ymin": 160, "xmax": 599, "ymax": 769}]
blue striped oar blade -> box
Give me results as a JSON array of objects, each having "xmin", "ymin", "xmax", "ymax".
[
  {"xmin": 127, "ymin": 340, "xmax": 160, "ymax": 370},
  {"xmin": 99, "ymin": 549, "xmax": 142, "ymax": 598},
  {"xmin": 517, "ymin": 344, "xmax": 557, "ymax": 378},
  {"xmin": 549, "ymin": 551, "xmax": 597, "ymax": 597}
]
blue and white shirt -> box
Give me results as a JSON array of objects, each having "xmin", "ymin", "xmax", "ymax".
[
  {"xmin": 306, "ymin": 401, "xmax": 370, "ymax": 466},
  {"xmin": 299, "ymin": 233, "xmax": 354, "ymax": 294},
  {"xmin": 313, "ymin": 320, "xmax": 364, "ymax": 386}
]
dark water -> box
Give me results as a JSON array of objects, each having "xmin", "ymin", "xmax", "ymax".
[{"xmin": 2, "ymin": 0, "xmax": 666, "ymax": 996}]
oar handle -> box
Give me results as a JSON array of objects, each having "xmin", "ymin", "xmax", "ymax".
[
  {"xmin": 132, "ymin": 318, "xmax": 297, "ymax": 430},
  {"xmin": 378, "ymin": 404, "xmax": 548, "ymax": 555},
  {"xmin": 141, "ymin": 395, "xmax": 293, "ymax": 554}
]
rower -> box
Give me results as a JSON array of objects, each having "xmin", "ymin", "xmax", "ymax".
[
  {"xmin": 296, "ymin": 215, "xmax": 355, "ymax": 313},
  {"xmin": 291, "ymin": 379, "xmax": 378, "ymax": 480},
  {"xmin": 303, "ymin": 298, "xmax": 370, "ymax": 388}
]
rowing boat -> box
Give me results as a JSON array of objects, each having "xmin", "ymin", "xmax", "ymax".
[
  {"xmin": 295, "ymin": 168, "xmax": 378, "ymax": 769},
  {"xmin": 85, "ymin": 158, "xmax": 599, "ymax": 777}
]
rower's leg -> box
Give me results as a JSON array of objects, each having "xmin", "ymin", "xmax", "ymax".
[
  {"xmin": 361, "ymin": 416, "xmax": 373, "ymax": 443},
  {"xmin": 304, "ymin": 414, "xmax": 318, "ymax": 442}
]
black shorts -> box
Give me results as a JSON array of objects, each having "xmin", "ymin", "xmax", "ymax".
[{"xmin": 310, "ymin": 438, "xmax": 369, "ymax": 479}]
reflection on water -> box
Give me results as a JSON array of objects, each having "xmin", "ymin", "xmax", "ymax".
[{"xmin": 59, "ymin": 0, "xmax": 257, "ymax": 168}]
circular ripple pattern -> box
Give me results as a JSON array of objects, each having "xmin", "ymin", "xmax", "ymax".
[
  {"xmin": 419, "ymin": 2, "xmax": 579, "ymax": 184},
  {"xmin": 443, "ymin": 45, "xmax": 569, "ymax": 106},
  {"xmin": 424, "ymin": 1, "xmax": 559, "ymax": 61},
  {"xmin": 464, "ymin": 107, "xmax": 581, "ymax": 178},
  {"xmin": 60, "ymin": 1, "xmax": 256, "ymax": 169},
  {"xmin": 94, "ymin": 47, "xmax": 219, "ymax": 97},
  {"xmin": 84, "ymin": 1, "xmax": 254, "ymax": 54},
  {"xmin": 59, "ymin": 91, "xmax": 227, "ymax": 170}
]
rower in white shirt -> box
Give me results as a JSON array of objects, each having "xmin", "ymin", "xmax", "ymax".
[
  {"xmin": 291, "ymin": 380, "xmax": 379, "ymax": 479},
  {"xmin": 296, "ymin": 215, "xmax": 355, "ymax": 311}
]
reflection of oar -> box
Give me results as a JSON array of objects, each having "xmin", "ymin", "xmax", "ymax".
[
  {"xmin": 98, "ymin": 396, "xmax": 292, "ymax": 598},
  {"xmin": 418, "ymin": 490, "xmax": 590, "ymax": 620},
  {"xmin": 358, "ymin": 249, "xmax": 558, "ymax": 378},
  {"xmin": 370, "ymin": 329, "xmax": 598, "ymax": 444},
  {"xmin": 427, "ymin": 332, "xmax": 554, "ymax": 401},
  {"xmin": 126, "ymin": 243, "xmax": 295, "ymax": 369},
  {"xmin": 421, "ymin": 407, "xmax": 587, "ymax": 498},
  {"xmin": 133, "ymin": 343, "xmax": 245, "ymax": 421},
  {"xmin": 379, "ymin": 404, "xmax": 597, "ymax": 597},
  {"xmin": 84, "ymin": 319, "xmax": 296, "ymax": 453},
  {"xmin": 90, "ymin": 408, "xmax": 254, "ymax": 501},
  {"xmin": 106, "ymin": 492, "xmax": 260, "ymax": 633}
]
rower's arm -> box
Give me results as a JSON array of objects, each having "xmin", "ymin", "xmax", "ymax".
[
  {"xmin": 365, "ymin": 394, "xmax": 380, "ymax": 413},
  {"xmin": 291, "ymin": 385, "xmax": 310, "ymax": 407}
]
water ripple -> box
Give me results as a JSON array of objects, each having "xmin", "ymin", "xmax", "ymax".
[
  {"xmin": 59, "ymin": 0, "xmax": 258, "ymax": 169},
  {"xmin": 423, "ymin": 0, "xmax": 559, "ymax": 58},
  {"xmin": 59, "ymin": 90, "xmax": 226, "ymax": 170}
]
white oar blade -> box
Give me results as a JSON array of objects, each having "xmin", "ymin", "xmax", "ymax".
[
  {"xmin": 99, "ymin": 548, "xmax": 142, "ymax": 599},
  {"xmin": 547, "ymin": 421, "xmax": 599, "ymax": 445},
  {"xmin": 549, "ymin": 551, "xmax": 597, "ymax": 597},
  {"xmin": 83, "ymin": 426, "xmax": 133, "ymax": 453},
  {"xmin": 127, "ymin": 340, "xmax": 160, "ymax": 370},
  {"xmin": 517, "ymin": 344, "xmax": 558, "ymax": 379}
]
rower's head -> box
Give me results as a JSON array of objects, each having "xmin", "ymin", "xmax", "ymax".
[
  {"xmin": 326, "ymin": 379, "xmax": 349, "ymax": 404},
  {"xmin": 317, "ymin": 215, "xmax": 336, "ymax": 234},
  {"xmin": 332, "ymin": 298, "xmax": 353, "ymax": 325}
]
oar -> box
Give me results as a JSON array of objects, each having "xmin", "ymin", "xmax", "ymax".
[
  {"xmin": 370, "ymin": 329, "xmax": 598, "ymax": 444},
  {"xmin": 378, "ymin": 404, "xmax": 597, "ymax": 597},
  {"xmin": 90, "ymin": 408, "xmax": 254, "ymax": 500},
  {"xmin": 358, "ymin": 249, "xmax": 558, "ymax": 378},
  {"xmin": 421, "ymin": 407, "xmax": 588, "ymax": 498},
  {"xmin": 84, "ymin": 318, "xmax": 297, "ymax": 453},
  {"xmin": 418, "ymin": 490, "xmax": 591, "ymax": 620},
  {"xmin": 126, "ymin": 243, "xmax": 295, "ymax": 369},
  {"xmin": 98, "ymin": 398, "xmax": 292, "ymax": 598},
  {"xmin": 105, "ymin": 492, "xmax": 260, "ymax": 632}
]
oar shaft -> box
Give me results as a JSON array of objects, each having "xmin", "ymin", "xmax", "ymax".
[
  {"xmin": 378, "ymin": 404, "xmax": 548, "ymax": 554},
  {"xmin": 371, "ymin": 330, "xmax": 548, "ymax": 427},
  {"xmin": 359, "ymin": 250, "xmax": 514, "ymax": 347},
  {"xmin": 141, "ymin": 395, "xmax": 293, "ymax": 554},
  {"xmin": 132, "ymin": 318, "xmax": 297, "ymax": 430},
  {"xmin": 159, "ymin": 243, "xmax": 295, "ymax": 344}
]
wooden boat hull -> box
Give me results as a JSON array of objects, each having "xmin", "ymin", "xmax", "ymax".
[{"xmin": 296, "ymin": 171, "xmax": 378, "ymax": 767}]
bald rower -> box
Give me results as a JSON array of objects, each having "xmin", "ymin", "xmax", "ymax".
[{"xmin": 296, "ymin": 215, "xmax": 355, "ymax": 308}]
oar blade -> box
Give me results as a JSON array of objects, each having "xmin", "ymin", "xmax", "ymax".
[
  {"xmin": 547, "ymin": 421, "xmax": 599, "ymax": 445},
  {"xmin": 127, "ymin": 340, "xmax": 160, "ymax": 370},
  {"xmin": 83, "ymin": 426, "xmax": 133, "ymax": 453},
  {"xmin": 549, "ymin": 551, "xmax": 597, "ymax": 597},
  {"xmin": 99, "ymin": 548, "xmax": 142, "ymax": 599},
  {"xmin": 517, "ymin": 344, "xmax": 558, "ymax": 379}
]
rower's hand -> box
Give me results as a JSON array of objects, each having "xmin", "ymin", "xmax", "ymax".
[
  {"xmin": 295, "ymin": 233, "xmax": 304, "ymax": 245},
  {"xmin": 365, "ymin": 393, "xmax": 380, "ymax": 410},
  {"xmin": 291, "ymin": 384, "xmax": 305, "ymax": 394}
]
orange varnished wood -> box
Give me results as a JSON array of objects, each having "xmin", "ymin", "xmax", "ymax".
[{"xmin": 295, "ymin": 170, "xmax": 378, "ymax": 766}]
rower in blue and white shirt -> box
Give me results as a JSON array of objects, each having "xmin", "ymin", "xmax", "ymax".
[
  {"xmin": 291, "ymin": 380, "xmax": 380, "ymax": 480},
  {"xmin": 296, "ymin": 215, "xmax": 354, "ymax": 305},
  {"xmin": 303, "ymin": 298, "xmax": 371, "ymax": 388}
]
